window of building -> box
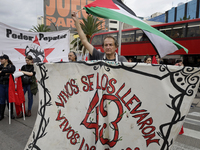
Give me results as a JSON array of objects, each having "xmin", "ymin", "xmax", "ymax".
[
  {"xmin": 110, "ymin": 21, "xmax": 118, "ymax": 24},
  {"xmin": 109, "ymin": 28, "xmax": 117, "ymax": 31}
]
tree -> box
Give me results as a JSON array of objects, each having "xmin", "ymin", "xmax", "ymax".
[
  {"xmin": 29, "ymin": 24, "xmax": 51, "ymax": 32},
  {"xmin": 179, "ymin": 15, "xmax": 191, "ymax": 21},
  {"xmin": 71, "ymin": 15, "xmax": 104, "ymax": 54}
]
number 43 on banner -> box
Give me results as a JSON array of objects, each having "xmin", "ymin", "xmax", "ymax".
[{"xmin": 81, "ymin": 90, "xmax": 124, "ymax": 147}]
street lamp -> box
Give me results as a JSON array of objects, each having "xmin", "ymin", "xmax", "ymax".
[{"xmin": 41, "ymin": 16, "xmax": 58, "ymax": 31}]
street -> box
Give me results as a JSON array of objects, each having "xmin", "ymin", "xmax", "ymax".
[
  {"xmin": 171, "ymin": 97, "xmax": 200, "ymax": 150},
  {"xmin": 0, "ymin": 93, "xmax": 200, "ymax": 150}
]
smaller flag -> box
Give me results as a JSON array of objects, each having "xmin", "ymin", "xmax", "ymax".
[
  {"xmin": 14, "ymin": 77, "xmax": 26, "ymax": 116},
  {"xmin": 152, "ymin": 55, "xmax": 158, "ymax": 64},
  {"xmin": 8, "ymin": 74, "xmax": 16, "ymax": 103}
]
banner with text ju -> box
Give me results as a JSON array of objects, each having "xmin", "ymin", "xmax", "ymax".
[
  {"xmin": 0, "ymin": 22, "xmax": 70, "ymax": 70},
  {"xmin": 25, "ymin": 61, "xmax": 200, "ymax": 150}
]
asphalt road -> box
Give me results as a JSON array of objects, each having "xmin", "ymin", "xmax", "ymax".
[
  {"xmin": 0, "ymin": 93, "xmax": 200, "ymax": 150},
  {"xmin": 0, "ymin": 93, "xmax": 39, "ymax": 150}
]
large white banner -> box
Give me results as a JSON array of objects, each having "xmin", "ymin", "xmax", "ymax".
[
  {"xmin": 25, "ymin": 61, "xmax": 200, "ymax": 150},
  {"xmin": 0, "ymin": 22, "xmax": 70, "ymax": 70}
]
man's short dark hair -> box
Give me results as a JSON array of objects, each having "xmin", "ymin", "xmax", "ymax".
[
  {"xmin": 175, "ymin": 59, "xmax": 183, "ymax": 64},
  {"xmin": 69, "ymin": 51, "xmax": 77, "ymax": 61},
  {"xmin": 102, "ymin": 35, "xmax": 119, "ymax": 48}
]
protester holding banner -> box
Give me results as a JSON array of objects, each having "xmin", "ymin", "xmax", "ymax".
[
  {"xmin": 68, "ymin": 51, "xmax": 77, "ymax": 62},
  {"xmin": 17, "ymin": 55, "xmax": 35, "ymax": 118},
  {"xmin": 174, "ymin": 60, "xmax": 185, "ymax": 135},
  {"xmin": 175, "ymin": 59, "xmax": 184, "ymax": 66},
  {"xmin": 0, "ymin": 54, "xmax": 16, "ymax": 120},
  {"xmin": 71, "ymin": 12, "xmax": 127, "ymax": 62},
  {"xmin": 144, "ymin": 55, "xmax": 152, "ymax": 64}
]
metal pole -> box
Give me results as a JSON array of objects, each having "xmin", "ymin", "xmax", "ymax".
[
  {"xmin": 42, "ymin": 16, "xmax": 58, "ymax": 31},
  {"xmin": 56, "ymin": 24, "xmax": 59, "ymax": 31},
  {"xmin": 77, "ymin": 37, "xmax": 79, "ymax": 51},
  {"xmin": 9, "ymin": 103, "xmax": 11, "ymax": 124},
  {"xmin": 118, "ymin": 21, "xmax": 124, "ymax": 55},
  {"xmin": 46, "ymin": 18, "xmax": 58, "ymax": 31}
]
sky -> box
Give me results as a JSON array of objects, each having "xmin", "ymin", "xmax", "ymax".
[
  {"xmin": 0, "ymin": 0, "xmax": 190, "ymax": 31},
  {"xmin": 0, "ymin": 0, "xmax": 43, "ymax": 30}
]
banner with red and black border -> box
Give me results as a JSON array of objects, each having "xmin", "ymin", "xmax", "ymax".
[{"xmin": 25, "ymin": 61, "xmax": 200, "ymax": 150}]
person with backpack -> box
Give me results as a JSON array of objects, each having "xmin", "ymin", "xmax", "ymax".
[{"xmin": 17, "ymin": 55, "xmax": 36, "ymax": 118}]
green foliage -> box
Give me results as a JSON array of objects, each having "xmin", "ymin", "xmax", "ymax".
[
  {"xmin": 29, "ymin": 24, "xmax": 51, "ymax": 32},
  {"xmin": 71, "ymin": 15, "xmax": 103, "ymax": 53},
  {"xmin": 179, "ymin": 15, "xmax": 191, "ymax": 21}
]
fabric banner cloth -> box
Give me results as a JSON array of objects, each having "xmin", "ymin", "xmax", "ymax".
[
  {"xmin": 0, "ymin": 22, "xmax": 70, "ymax": 70},
  {"xmin": 25, "ymin": 61, "xmax": 200, "ymax": 150}
]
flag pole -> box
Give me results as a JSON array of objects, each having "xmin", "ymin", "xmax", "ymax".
[
  {"xmin": 118, "ymin": 22, "xmax": 124, "ymax": 55},
  {"xmin": 22, "ymin": 103, "xmax": 25, "ymax": 120},
  {"xmin": 9, "ymin": 103, "xmax": 11, "ymax": 124},
  {"xmin": 77, "ymin": 8, "xmax": 83, "ymax": 13},
  {"xmin": 77, "ymin": 37, "xmax": 79, "ymax": 51}
]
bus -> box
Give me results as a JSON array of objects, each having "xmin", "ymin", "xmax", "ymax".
[{"xmin": 90, "ymin": 18, "xmax": 200, "ymax": 66}]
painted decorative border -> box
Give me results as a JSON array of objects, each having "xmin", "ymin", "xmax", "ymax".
[{"xmin": 26, "ymin": 61, "xmax": 200, "ymax": 150}]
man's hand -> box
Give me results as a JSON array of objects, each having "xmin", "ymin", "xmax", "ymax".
[
  {"xmin": 71, "ymin": 10, "xmax": 94, "ymax": 55},
  {"xmin": 71, "ymin": 11, "xmax": 79, "ymax": 22}
]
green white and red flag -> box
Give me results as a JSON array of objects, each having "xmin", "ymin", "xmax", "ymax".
[{"xmin": 84, "ymin": 0, "xmax": 188, "ymax": 58}]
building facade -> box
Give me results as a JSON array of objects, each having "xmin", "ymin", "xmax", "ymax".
[{"xmin": 149, "ymin": 0, "xmax": 200, "ymax": 23}]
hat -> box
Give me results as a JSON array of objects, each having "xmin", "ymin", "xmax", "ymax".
[{"xmin": 0, "ymin": 54, "xmax": 9, "ymax": 60}]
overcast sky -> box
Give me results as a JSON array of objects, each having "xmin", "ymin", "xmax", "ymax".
[
  {"xmin": 0, "ymin": 0, "xmax": 43, "ymax": 31},
  {"xmin": 0, "ymin": 0, "xmax": 190, "ymax": 31}
]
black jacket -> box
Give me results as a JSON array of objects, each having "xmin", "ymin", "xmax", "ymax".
[{"xmin": 0, "ymin": 63, "xmax": 16, "ymax": 84}]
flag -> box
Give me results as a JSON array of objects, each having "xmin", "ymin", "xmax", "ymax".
[
  {"xmin": 8, "ymin": 74, "xmax": 15, "ymax": 103},
  {"xmin": 15, "ymin": 77, "xmax": 26, "ymax": 116},
  {"xmin": 16, "ymin": 76, "xmax": 25, "ymax": 105},
  {"xmin": 84, "ymin": 0, "xmax": 188, "ymax": 58},
  {"xmin": 152, "ymin": 55, "xmax": 158, "ymax": 64}
]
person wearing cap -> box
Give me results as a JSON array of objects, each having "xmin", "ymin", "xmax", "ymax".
[{"xmin": 0, "ymin": 54, "xmax": 16, "ymax": 120}]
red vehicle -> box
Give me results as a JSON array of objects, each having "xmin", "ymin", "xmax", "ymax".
[{"xmin": 90, "ymin": 18, "xmax": 200, "ymax": 66}]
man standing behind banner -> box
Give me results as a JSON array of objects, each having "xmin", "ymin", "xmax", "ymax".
[
  {"xmin": 71, "ymin": 12, "xmax": 127, "ymax": 62},
  {"xmin": 68, "ymin": 51, "xmax": 77, "ymax": 62}
]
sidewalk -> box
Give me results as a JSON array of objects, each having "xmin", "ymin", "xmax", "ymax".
[{"xmin": 0, "ymin": 93, "xmax": 38, "ymax": 150}]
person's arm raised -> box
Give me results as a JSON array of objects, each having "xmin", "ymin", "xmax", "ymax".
[{"xmin": 71, "ymin": 11, "xmax": 94, "ymax": 55}]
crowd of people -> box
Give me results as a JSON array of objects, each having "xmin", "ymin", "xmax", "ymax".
[
  {"xmin": 0, "ymin": 11, "xmax": 185, "ymax": 122},
  {"xmin": 0, "ymin": 54, "xmax": 36, "ymax": 121}
]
